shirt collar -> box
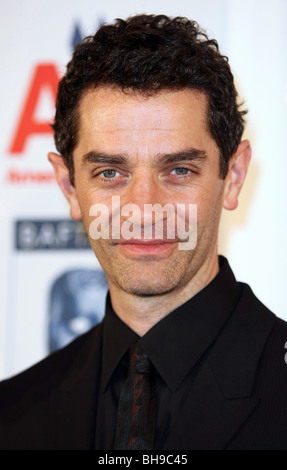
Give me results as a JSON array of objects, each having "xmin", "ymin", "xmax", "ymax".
[
  {"xmin": 101, "ymin": 294, "xmax": 139, "ymax": 390},
  {"xmin": 101, "ymin": 256, "xmax": 241, "ymax": 392}
]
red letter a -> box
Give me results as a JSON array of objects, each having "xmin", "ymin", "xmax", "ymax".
[{"xmin": 9, "ymin": 64, "xmax": 60, "ymax": 154}]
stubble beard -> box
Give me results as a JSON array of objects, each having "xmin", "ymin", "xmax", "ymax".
[{"xmin": 93, "ymin": 241, "xmax": 198, "ymax": 297}]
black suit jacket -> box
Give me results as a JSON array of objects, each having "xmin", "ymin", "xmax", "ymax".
[{"xmin": 0, "ymin": 283, "xmax": 287, "ymax": 450}]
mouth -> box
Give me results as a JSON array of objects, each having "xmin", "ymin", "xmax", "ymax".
[{"xmin": 113, "ymin": 239, "xmax": 178, "ymax": 255}]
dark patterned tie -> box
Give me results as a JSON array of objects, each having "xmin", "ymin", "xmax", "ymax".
[{"xmin": 112, "ymin": 342, "xmax": 156, "ymax": 450}]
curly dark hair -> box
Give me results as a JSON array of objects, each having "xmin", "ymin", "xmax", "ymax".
[{"xmin": 52, "ymin": 14, "xmax": 247, "ymax": 185}]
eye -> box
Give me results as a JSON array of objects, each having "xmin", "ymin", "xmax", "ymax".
[
  {"xmin": 101, "ymin": 169, "xmax": 119, "ymax": 178},
  {"xmin": 170, "ymin": 167, "xmax": 190, "ymax": 176}
]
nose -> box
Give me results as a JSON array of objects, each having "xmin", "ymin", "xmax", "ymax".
[
  {"xmin": 124, "ymin": 168, "xmax": 161, "ymax": 209},
  {"xmin": 119, "ymin": 168, "xmax": 165, "ymax": 230}
]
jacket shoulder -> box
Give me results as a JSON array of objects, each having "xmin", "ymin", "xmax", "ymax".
[
  {"xmin": 238, "ymin": 282, "xmax": 287, "ymax": 342},
  {"xmin": 0, "ymin": 323, "xmax": 103, "ymax": 407}
]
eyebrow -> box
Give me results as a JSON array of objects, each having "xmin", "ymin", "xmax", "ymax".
[
  {"xmin": 81, "ymin": 148, "xmax": 208, "ymax": 167},
  {"xmin": 82, "ymin": 151, "xmax": 128, "ymax": 166},
  {"xmin": 155, "ymin": 149, "xmax": 208, "ymax": 166}
]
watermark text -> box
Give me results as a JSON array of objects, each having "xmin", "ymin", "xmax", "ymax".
[{"xmin": 89, "ymin": 196, "xmax": 197, "ymax": 251}]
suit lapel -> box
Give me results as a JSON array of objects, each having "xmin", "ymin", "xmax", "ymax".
[
  {"xmin": 164, "ymin": 284, "xmax": 276, "ymax": 450},
  {"xmin": 208, "ymin": 284, "xmax": 276, "ymax": 399},
  {"xmin": 197, "ymin": 285, "xmax": 275, "ymax": 449},
  {"xmin": 163, "ymin": 360, "xmax": 259, "ymax": 450},
  {"xmin": 51, "ymin": 325, "xmax": 103, "ymax": 450}
]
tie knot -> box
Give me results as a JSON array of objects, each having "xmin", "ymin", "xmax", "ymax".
[{"xmin": 128, "ymin": 343, "xmax": 151, "ymax": 374}]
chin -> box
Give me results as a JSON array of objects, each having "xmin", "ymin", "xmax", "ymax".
[
  {"xmin": 127, "ymin": 288, "xmax": 169, "ymax": 297},
  {"xmin": 104, "ymin": 255, "xmax": 193, "ymax": 297},
  {"xmin": 118, "ymin": 278, "xmax": 179, "ymax": 297}
]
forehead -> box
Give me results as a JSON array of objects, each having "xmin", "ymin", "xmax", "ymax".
[{"xmin": 75, "ymin": 86, "xmax": 216, "ymax": 158}]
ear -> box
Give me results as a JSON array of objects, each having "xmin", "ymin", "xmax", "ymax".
[
  {"xmin": 48, "ymin": 152, "xmax": 82, "ymax": 220},
  {"xmin": 223, "ymin": 140, "xmax": 252, "ymax": 211}
]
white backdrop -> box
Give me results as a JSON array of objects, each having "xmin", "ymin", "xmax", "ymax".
[{"xmin": 0, "ymin": 0, "xmax": 286, "ymax": 380}]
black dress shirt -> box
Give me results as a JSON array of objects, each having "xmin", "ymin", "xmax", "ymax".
[{"xmin": 94, "ymin": 256, "xmax": 241, "ymax": 450}]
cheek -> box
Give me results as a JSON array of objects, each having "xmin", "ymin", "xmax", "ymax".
[
  {"xmin": 77, "ymin": 195, "xmax": 91, "ymax": 221},
  {"xmin": 194, "ymin": 186, "xmax": 224, "ymax": 228},
  {"xmin": 76, "ymin": 187, "xmax": 103, "ymax": 213},
  {"xmin": 74, "ymin": 190, "xmax": 98, "ymax": 233}
]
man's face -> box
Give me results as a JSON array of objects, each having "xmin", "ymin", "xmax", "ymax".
[{"xmin": 67, "ymin": 86, "xmax": 229, "ymax": 297}]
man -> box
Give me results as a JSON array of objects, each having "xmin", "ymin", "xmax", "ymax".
[{"xmin": 0, "ymin": 14, "xmax": 287, "ymax": 450}]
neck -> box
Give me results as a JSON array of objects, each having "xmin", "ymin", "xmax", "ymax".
[{"xmin": 108, "ymin": 252, "xmax": 220, "ymax": 336}]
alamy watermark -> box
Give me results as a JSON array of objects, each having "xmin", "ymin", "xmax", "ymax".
[{"xmin": 88, "ymin": 196, "xmax": 197, "ymax": 251}]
